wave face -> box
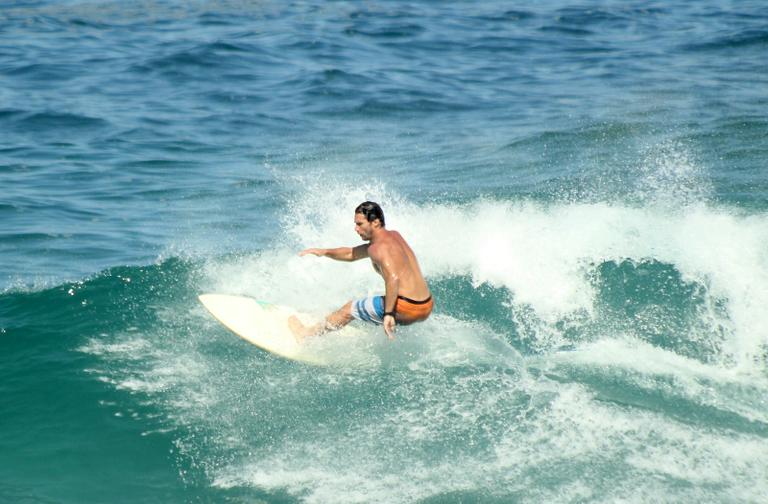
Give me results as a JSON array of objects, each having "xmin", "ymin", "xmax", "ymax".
[
  {"xmin": 4, "ymin": 183, "xmax": 767, "ymax": 503},
  {"xmin": 2, "ymin": 0, "xmax": 768, "ymax": 502}
]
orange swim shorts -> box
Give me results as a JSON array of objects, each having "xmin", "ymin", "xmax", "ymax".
[{"xmin": 394, "ymin": 295, "xmax": 433, "ymax": 325}]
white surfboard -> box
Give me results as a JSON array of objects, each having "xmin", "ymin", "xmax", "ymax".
[{"xmin": 199, "ymin": 294, "xmax": 334, "ymax": 365}]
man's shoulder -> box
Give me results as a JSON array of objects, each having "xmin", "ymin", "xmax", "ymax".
[{"xmin": 370, "ymin": 232, "xmax": 403, "ymax": 255}]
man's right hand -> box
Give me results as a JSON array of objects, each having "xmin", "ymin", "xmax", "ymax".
[
  {"xmin": 383, "ymin": 314, "xmax": 396, "ymax": 341},
  {"xmin": 299, "ymin": 248, "xmax": 325, "ymax": 257}
]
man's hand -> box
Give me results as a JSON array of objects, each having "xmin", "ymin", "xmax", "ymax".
[
  {"xmin": 299, "ymin": 248, "xmax": 325, "ymax": 257},
  {"xmin": 383, "ymin": 314, "xmax": 396, "ymax": 341}
]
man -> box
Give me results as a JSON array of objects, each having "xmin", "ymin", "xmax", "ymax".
[{"xmin": 288, "ymin": 201, "xmax": 433, "ymax": 341}]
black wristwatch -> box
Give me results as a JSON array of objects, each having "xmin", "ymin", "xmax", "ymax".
[{"xmin": 384, "ymin": 311, "xmax": 396, "ymax": 318}]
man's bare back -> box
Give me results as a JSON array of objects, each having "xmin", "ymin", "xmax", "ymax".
[
  {"xmin": 367, "ymin": 229, "xmax": 430, "ymax": 303},
  {"xmin": 289, "ymin": 202, "xmax": 432, "ymax": 341}
]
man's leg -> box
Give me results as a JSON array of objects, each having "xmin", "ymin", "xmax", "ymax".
[{"xmin": 288, "ymin": 301, "xmax": 354, "ymax": 342}]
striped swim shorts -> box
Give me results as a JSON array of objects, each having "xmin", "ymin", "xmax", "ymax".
[{"xmin": 350, "ymin": 295, "xmax": 385, "ymax": 324}]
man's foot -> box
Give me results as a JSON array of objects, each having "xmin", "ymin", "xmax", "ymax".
[
  {"xmin": 289, "ymin": 315, "xmax": 328, "ymax": 343},
  {"xmin": 288, "ymin": 315, "xmax": 309, "ymax": 343}
]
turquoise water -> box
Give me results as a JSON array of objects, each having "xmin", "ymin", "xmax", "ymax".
[{"xmin": 2, "ymin": 1, "xmax": 768, "ymax": 502}]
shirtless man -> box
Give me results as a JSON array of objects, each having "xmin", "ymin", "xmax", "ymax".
[{"xmin": 288, "ymin": 201, "xmax": 433, "ymax": 341}]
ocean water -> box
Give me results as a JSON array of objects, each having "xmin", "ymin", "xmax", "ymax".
[{"xmin": 2, "ymin": 1, "xmax": 768, "ymax": 502}]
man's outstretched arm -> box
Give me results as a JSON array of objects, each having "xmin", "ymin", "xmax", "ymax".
[{"xmin": 299, "ymin": 244, "xmax": 369, "ymax": 261}]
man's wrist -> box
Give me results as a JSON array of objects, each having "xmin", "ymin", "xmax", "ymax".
[{"xmin": 384, "ymin": 311, "xmax": 396, "ymax": 318}]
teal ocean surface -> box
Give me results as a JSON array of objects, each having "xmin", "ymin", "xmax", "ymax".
[{"xmin": 2, "ymin": 1, "xmax": 768, "ymax": 502}]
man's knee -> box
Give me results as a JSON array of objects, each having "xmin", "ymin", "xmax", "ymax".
[
  {"xmin": 339, "ymin": 300, "xmax": 354, "ymax": 318},
  {"xmin": 326, "ymin": 301, "xmax": 354, "ymax": 328}
]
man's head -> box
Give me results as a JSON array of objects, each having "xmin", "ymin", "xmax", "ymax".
[{"xmin": 354, "ymin": 201, "xmax": 385, "ymax": 240}]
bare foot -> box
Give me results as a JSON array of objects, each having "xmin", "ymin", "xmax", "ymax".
[{"xmin": 288, "ymin": 315, "xmax": 308, "ymax": 343}]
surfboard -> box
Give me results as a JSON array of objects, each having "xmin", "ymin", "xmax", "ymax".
[{"xmin": 198, "ymin": 294, "xmax": 331, "ymax": 365}]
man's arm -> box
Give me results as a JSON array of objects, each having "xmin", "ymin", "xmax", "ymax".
[{"xmin": 299, "ymin": 244, "xmax": 369, "ymax": 262}]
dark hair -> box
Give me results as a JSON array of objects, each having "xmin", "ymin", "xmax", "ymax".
[{"xmin": 355, "ymin": 201, "xmax": 385, "ymax": 227}]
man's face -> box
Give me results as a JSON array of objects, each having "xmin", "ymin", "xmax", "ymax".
[{"xmin": 354, "ymin": 212, "xmax": 374, "ymax": 241}]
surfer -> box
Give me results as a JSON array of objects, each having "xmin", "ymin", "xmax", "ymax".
[{"xmin": 289, "ymin": 201, "xmax": 433, "ymax": 341}]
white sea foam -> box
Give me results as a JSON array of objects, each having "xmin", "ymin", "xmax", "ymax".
[
  {"xmin": 200, "ymin": 176, "xmax": 768, "ymax": 371},
  {"xmin": 188, "ymin": 181, "xmax": 768, "ymax": 500},
  {"xmin": 413, "ymin": 201, "xmax": 766, "ymax": 366},
  {"xmin": 490, "ymin": 380, "xmax": 768, "ymax": 503},
  {"xmin": 78, "ymin": 336, "xmax": 152, "ymax": 357},
  {"xmin": 90, "ymin": 176, "xmax": 768, "ymax": 502},
  {"xmin": 207, "ymin": 366, "xmax": 768, "ymax": 503}
]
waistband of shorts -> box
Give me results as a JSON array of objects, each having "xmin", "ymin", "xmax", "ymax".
[{"xmin": 396, "ymin": 294, "xmax": 432, "ymax": 305}]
